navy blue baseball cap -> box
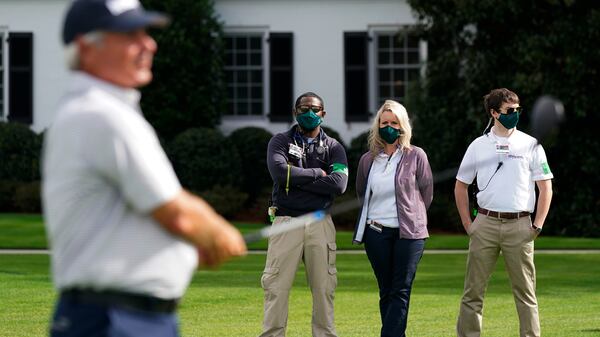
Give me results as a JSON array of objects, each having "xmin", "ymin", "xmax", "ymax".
[{"xmin": 62, "ymin": 0, "xmax": 170, "ymax": 45}]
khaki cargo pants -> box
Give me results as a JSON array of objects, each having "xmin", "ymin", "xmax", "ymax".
[
  {"xmin": 457, "ymin": 213, "xmax": 540, "ymax": 337},
  {"xmin": 259, "ymin": 215, "xmax": 338, "ymax": 337}
]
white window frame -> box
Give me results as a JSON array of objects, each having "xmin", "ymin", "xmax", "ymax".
[
  {"xmin": 367, "ymin": 25, "xmax": 427, "ymax": 112},
  {"xmin": 0, "ymin": 27, "xmax": 7, "ymax": 122},
  {"xmin": 222, "ymin": 26, "xmax": 269, "ymax": 120}
]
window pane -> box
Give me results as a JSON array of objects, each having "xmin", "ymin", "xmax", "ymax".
[
  {"xmin": 236, "ymin": 53, "xmax": 247, "ymax": 66},
  {"xmin": 378, "ymin": 35, "xmax": 389, "ymax": 49},
  {"xmin": 236, "ymin": 101, "xmax": 248, "ymax": 115},
  {"xmin": 236, "ymin": 85, "xmax": 247, "ymax": 98},
  {"xmin": 407, "ymin": 51, "xmax": 420, "ymax": 64},
  {"xmin": 250, "ymin": 37, "xmax": 261, "ymax": 50},
  {"xmin": 379, "ymin": 69, "xmax": 390, "ymax": 82},
  {"xmin": 250, "ymin": 52, "xmax": 261, "ymax": 66},
  {"xmin": 379, "ymin": 85, "xmax": 391, "ymax": 98},
  {"xmin": 224, "ymin": 33, "xmax": 265, "ymax": 116},
  {"xmin": 236, "ymin": 37, "xmax": 247, "ymax": 50},
  {"xmin": 393, "ymin": 51, "xmax": 404, "ymax": 64},
  {"xmin": 251, "ymin": 102, "xmax": 262, "ymax": 115},
  {"xmin": 378, "ymin": 51, "xmax": 389, "ymax": 65},
  {"xmin": 238, "ymin": 70, "xmax": 248, "ymax": 82},
  {"xmin": 251, "ymin": 85, "xmax": 262, "ymax": 99},
  {"xmin": 250, "ymin": 70, "xmax": 262, "ymax": 82},
  {"xmin": 374, "ymin": 30, "xmax": 423, "ymax": 106},
  {"xmin": 393, "ymin": 69, "xmax": 403, "ymax": 82}
]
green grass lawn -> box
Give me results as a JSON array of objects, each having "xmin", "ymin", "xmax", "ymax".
[
  {"xmin": 2, "ymin": 213, "xmax": 600, "ymax": 250},
  {"xmin": 1, "ymin": 253, "xmax": 599, "ymax": 337}
]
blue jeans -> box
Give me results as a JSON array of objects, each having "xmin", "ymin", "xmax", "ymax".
[
  {"xmin": 364, "ymin": 226, "xmax": 425, "ymax": 337},
  {"xmin": 50, "ymin": 295, "xmax": 179, "ymax": 337}
]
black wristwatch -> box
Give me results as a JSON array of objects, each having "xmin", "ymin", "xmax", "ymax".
[{"xmin": 532, "ymin": 224, "xmax": 542, "ymax": 234}]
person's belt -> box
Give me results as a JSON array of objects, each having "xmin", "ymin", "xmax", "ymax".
[
  {"xmin": 366, "ymin": 219, "xmax": 384, "ymax": 230},
  {"xmin": 478, "ymin": 207, "xmax": 530, "ymax": 220},
  {"xmin": 275, "ymin": 207, "xmax": 329, "ymax": 218},
  {"xmin": 61, "ymin": 288, "xmax": 179, "ymax": 313}
]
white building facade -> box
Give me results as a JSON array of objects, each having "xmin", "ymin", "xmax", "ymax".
[{"xmin": 0, "ymin": 0, "xmax": 425, "ymax": 145}]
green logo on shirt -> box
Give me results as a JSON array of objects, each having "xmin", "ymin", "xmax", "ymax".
[{"xmin": 541, "ymin": 162, "xmax": 551, "ymax": 175}]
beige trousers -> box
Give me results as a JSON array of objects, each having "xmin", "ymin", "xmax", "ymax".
[
  {"xmin": 259, "ymin": 215, "xmax": 338, "ymax": 337},
  {"xmin": 457, "ymin": 214, "xmax": 540, "ymax": 337}
]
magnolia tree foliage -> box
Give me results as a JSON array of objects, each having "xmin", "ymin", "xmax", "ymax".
[
  {"xmin": 407, "ymin": 0, "xmax": 600, "ymax": 236},
  {"xmin": 140, "ymin": 0, "xmax": 226, "ymax": 139}
]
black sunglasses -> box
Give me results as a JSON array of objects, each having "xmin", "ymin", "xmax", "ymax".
[
  {"xmin": 296, "ymin": 105, "xmax": 323, "ymax": 113},
  {"xmin": 498, "ymin": 107, "xmax": 523, "ymax": 115}
]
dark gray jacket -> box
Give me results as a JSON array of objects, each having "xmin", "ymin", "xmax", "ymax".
[
  {"xmin": 267, "ymin": 126, "xmax": 348, "ymax": 216},
  {"xmin": 353, "ymin": 146, "xmax": 433, "ymax": 242}
]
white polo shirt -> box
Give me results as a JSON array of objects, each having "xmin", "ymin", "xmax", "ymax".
[
  {"xmin": 42, "ymin": 72, "xmax": 197, "ymax": 299},
  {"xmin": 366, "ymin": 149, "xmax": 402, "ymax": 228},
  {"xmin": 456, "ymin": 127, "xmax": 553, "ymax": 213}
]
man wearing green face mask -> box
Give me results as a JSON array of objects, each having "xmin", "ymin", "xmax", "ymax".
[
  {"xmin": 455, "ymin": 88, "xmax": 553, "ymax": 337},
  {"xmin": 261, "ymin": 92, "xmax": 348, "ymax": 337}
]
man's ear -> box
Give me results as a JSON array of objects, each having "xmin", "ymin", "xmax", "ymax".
[{"xmin": 321, "ymin": 110, "xmax": 327, "ymax": 119}]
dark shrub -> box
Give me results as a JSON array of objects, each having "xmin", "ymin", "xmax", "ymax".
[
  {"xmin": 228, "ymin": 127, "xmax": 273, "ymax": 201},
  {"xmin": 0, "ymin": 180, "xmax": 19, "ymax": 212},
  {"xmin": 321, "ymin": 126, "xmax": 346, "ymax": 149},
  {"xmin": 197, "ymin": 185, "xmax": 248, "ymax": 219},
  {"xmin": 331, "ymin": 192, "xmax": 360, "ymax": 230},
  {"xmin": 13, "ymin": 181, "xmax": 42, "ymax": 213},
  {"xmin": 140, "ymin": 0, "xmax": 226, "ymax": 139},
  {"xmin": 346, "ymin": 131, "xmax": 369, "ymax": 188},
  {"xmin": 167, "ymin": 128, "xmax": 242, "ymax": 193},
  {"xmin": 0, "ymin": 122, "xmax": 42, "ymax": 182}
]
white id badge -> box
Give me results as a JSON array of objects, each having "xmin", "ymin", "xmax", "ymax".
[
  {"xmin": 289, "ymin": 143, "xmax": 304, "ymax": 158},
  {"xmin": 495, "ymin": 144, "xmax": 509, "ymax": 154}
]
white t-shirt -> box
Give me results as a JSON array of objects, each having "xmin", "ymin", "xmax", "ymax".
[
  {"xmin": 456, "ymin": 127, "xmax": 553, "ymax": 213},
  {"xmin": 366, "ymin": 149, "xmax": 402, "ymax": 228},
  {"xmin": 42, "ymin": 72, "xmax": 197, "ymax": 299}
]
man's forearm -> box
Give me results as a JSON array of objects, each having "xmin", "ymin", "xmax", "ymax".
[
  {"xmin": 534, "ymin": 180, "xmax": 553, "ymax": 228},
  {"xmin": 454, "ymin": 181, "xmax": 472, "ymax": 230},
  {"xmin": 296, "ymin": 173, "xmax": 348, "ymax": 196}
]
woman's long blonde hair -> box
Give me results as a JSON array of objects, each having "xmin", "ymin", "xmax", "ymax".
[{"xmin": 367, "ymin": 100, "xmax": 412, "ymax": 156}]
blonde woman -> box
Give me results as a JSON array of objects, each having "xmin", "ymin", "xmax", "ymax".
[{"xmin": 353, "ymin": 100, "xmax": 433, "ymax": 337}]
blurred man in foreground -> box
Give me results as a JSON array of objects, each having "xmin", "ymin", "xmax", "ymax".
[{"xmin": 42, "ymin": 1, "xmax": 246, "ymax": 336}]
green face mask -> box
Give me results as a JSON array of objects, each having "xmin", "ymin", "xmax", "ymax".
[
  {"xmin": 296, "ymin": 110, "xmax": 322, "ymax": 131},
  {"xmin": 379, "ymin": 126, "xmax": 401, "ymax": 144},
  {"xmin": 497, "ymin": 112, "xmax": 520, "ymax": 129}
]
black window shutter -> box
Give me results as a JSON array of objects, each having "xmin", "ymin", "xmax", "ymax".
[
  {"xmin": 268, "ymin": 33, "xmax": 293, "ymax": 122},
  {"xmin": 344, "ymin": 32, "xmax": 369, "ymax": 122},
  {"xmin": 8, "ymin": 32, "xmax": 33, "ymax": 124}
]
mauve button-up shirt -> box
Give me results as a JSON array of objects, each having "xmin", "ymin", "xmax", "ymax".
[{"xmin": 353, "ymin": 145, "xmax": 433, "ymax": 243}]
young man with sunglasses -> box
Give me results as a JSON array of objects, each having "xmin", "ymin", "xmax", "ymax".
[
  {"xmin": 260, "ymin": 92, "xmax": 348, "ymax": 337},
  {"xmin": 454, "ymin": 88, "xmax": 553, "ymax": 337}
]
